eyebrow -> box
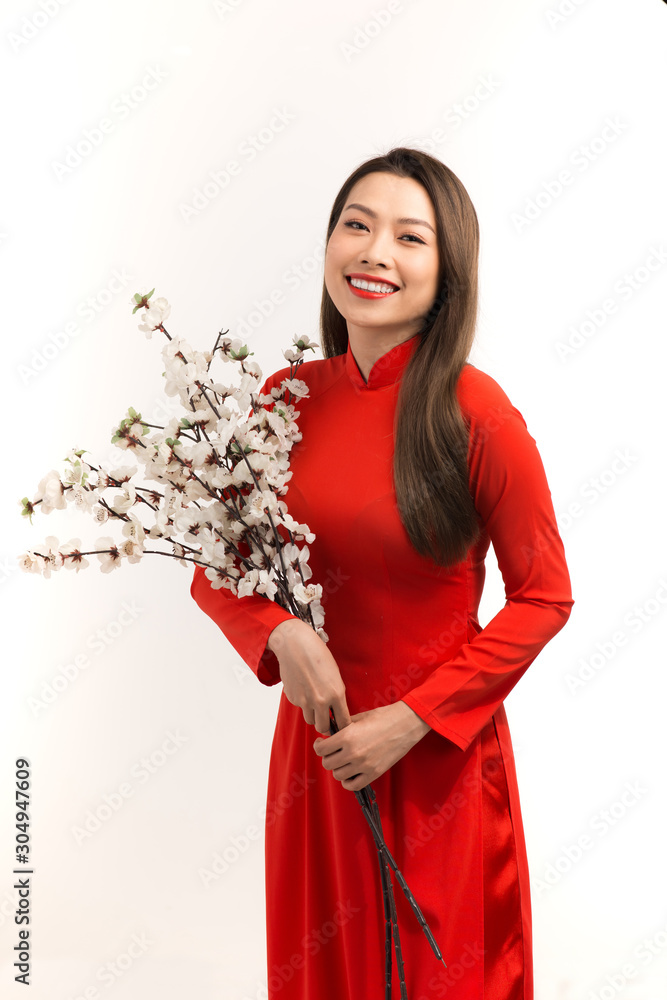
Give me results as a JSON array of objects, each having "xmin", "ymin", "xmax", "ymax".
[{"xmin": 343, "ymin": 202, "xmax": 436, "ymax": 235}]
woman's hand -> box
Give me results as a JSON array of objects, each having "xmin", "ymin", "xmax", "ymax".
[
  {"xmin": 266, "ymin": 618, "xmax": 352, "ymax": 735},
  {"xmin": 312, "ymin": 701, "xmax": 431, "ymax": 792}
]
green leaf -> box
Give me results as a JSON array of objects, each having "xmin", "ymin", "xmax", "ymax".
[
  {"xmin": 131, "ymin": 289, "xmax": 155, "ymax": 314},
  {"xmin": 19, "ymin": 498, "xmax": 34, "ymax": 522}
]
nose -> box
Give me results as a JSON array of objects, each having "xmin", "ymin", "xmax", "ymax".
[{"xmin": 358, "ymin": 227, "xmax": 393, "ymax": 268}]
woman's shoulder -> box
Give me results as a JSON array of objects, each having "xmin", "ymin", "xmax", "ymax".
[
  {"xmin": 261, "ymin": 354, "xmax": 345, "ymax": 394},
  {"xmin": 456, "ymin": 362, "xmax": 523, "ymax": 424}
]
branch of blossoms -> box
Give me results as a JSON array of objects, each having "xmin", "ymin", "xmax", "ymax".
[{"xmin": 19, "ymin": 288, "xmax": 328, "ymax": 642}]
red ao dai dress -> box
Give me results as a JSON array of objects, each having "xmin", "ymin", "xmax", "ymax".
[{"xmin": 190, "ymin": 332, "xmax": 575, "ymax": 999}]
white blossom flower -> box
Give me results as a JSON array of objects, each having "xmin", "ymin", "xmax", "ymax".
[
  {"xmin": 95, "ymin": 537, "xmax": 122, "ymax": 573},
  {"xmin": 31, "ymin": 536, "xmax": 65, "ymax": 578},
  {"xmin": 262, "ymin": 406, "xmax": 294, "ymax": 451},
  {"xmin": 280, "ymin": 378, "xmax": 310, "ymax": 400},
  {"xmin": 237, "ymin": 568, "xmax": 260, "ymax": 597},
  {"xmin": 309, "ymin": 600, "xmax": 325, "ymax": 629},
  {"xmin": 255, "ymin": 569, "xmax": 279, "ymax": 600},
  {"xmin": 36, "ymin": 471, "xmax": 67, "ymax": 514},
  {"xmin": 120, "ymin": 538, "xmax": 143, "ymax": 564},
  {"xmin": 277, "ymin": 507, "xmax": 316, "ymax": 543},
  {"xmin": 185, "ymin": 407, "xmax": 217, "ymax": 429},
  {"xmin": 232, "ymin": 371, "xmax": 260, "ymax": 414},
  {"xmin": 205, "ymin": 565, "xmax": 235, "ymax": 591},
  {"xmin": 62, "ymin": 452, "xmax": 91, "ymax": 485},
  {"xmin": 171, "ymin": 507, "xmax": 202, "ymax": 537},
  {"xmin": 293, "ymin": 335, "xmax": 317, "ymax": 350},
  {"xmin": 60, "ymin": 538, "xmax": 89, "ymax": 572},
  {"xmin": 18, "ymin": 551, "xmax": 43, "ymax": 574},
  {"xmin": 68, "ymin": 484, "xmax": 99, "ymax": 511},
  {"xmin": 164, "ymin": 356, "xmax": 200, "ymax": 398},
  {"xmin": 122, "ymin": 514, "xmax": 146, "ymax": 545},
  {"xmin": 210, "ymin": 467, "xmax": 235, "ymax": 490},
  {"xmin": 162, "ymin": 336, "xmax": 208, "ymax": 378},
  {"xmin": 212, "ymin": 412, "xmax": 241, "ymax": 453},
  {"xmin": 110, "ymin": 483, "xmax": 137, "ymax": 515},
  {"xmin": 242, "ymin": 360, "xmax": 262, "ymax": 377},
  {"xmin": 33, "ymin": 554, "xmax": 51, "ymax": 576},
  {"xmin": 217, "ymin": 337, "xmax": 247, "ymax": 362},
  {"xmin": 171, "ymin": 542, "xmax": 188, "ymax": 567},
  {"xmin": 293, "ymin": 582, "xmax": 323, "ymax": 605},
  {"xmin": 91, "ymin": 505, "xmax": 109, "ymax": 525},
  {"xmin": 279, "ymin": 542, "xmax": 313, "ymax": 588},
  {"xmin": 106, "ymin": 465, "xmax": 137, "ymax": 484},
  {"xmin": 150, "ymin": 507, "xmax": 176, "ymax": 538},
  {"xmin": 138, "ymin": 296, "xmax": 171, "ymax": 338},
  {"xmin": 242, "ymin": 489, "xmax": 280, "ymax": 526}
]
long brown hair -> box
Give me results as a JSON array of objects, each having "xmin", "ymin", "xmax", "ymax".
[{"xmin": 320, "ymin": 146, "xmax": 482, "ymax": 566}]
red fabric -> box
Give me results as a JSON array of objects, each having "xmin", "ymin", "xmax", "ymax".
[{"xmin": 190, "ymin": 333, "xmax": 574, "ymax": 999}]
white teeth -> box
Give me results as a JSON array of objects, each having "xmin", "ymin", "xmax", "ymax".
[{"xmin": 349, "ymin": 277, "xmax": 397, "ymax": 294}]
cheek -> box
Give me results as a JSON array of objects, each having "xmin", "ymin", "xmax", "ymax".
[
  {"xmin": 323, "ymin": 254, "xmax": 338, "ymax": 293},
  {"xmin": 324, "ymin": 243, "xmax": 339, "ymax": 279},
  {"xmin": 325, "ymin": 235, "xmax": 346, "ymax": 266},
  {"xmin": 414, "ymin": 263, "xmax": 440, "ymax": 302},
  {"xmin": 324, "ymin": 251, "xmax": 346, "ymax": 305},
  {"xmin": 404, "ymin": 262, "xmax": 438, "ymax": 299}
]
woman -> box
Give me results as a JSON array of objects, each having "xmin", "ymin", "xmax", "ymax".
[{"xmin": 190, "ymin": 146, "xmax": 574, "ymax": 999}]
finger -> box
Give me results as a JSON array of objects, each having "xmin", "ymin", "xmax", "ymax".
[
  {"xmin": 302, "ymin": 708, "xmax": 315, "ymax": 728},
  {"xmin": 341, "ymin": 772, "xmax": 367, "ymax": 791},
  {"xmin": 331, "ymin": 696, "xmax": 352, "ymax": 730},
  {"xmin": 332, "ymin": 762, "xmax": 359, "ymax": 780},
  {"xmin": 313, "ymin": 728, "xmax": 344, "ymax": 755},
  {"xmin": 319, "ymin": 746, "xmax": 348, "ymax": 771},
  {"xmin": 314, "ymin": 707, "xmax": 332, "ymax": 735}
]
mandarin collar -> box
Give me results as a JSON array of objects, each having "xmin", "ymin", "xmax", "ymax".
[{"xmin": 345, "ymin": 333, "xmax": 422, "ymax": 390}]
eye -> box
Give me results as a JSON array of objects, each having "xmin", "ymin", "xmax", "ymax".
[{"xmin": 342, "ymin": 220, "xmax": 427, "ymax": 245}]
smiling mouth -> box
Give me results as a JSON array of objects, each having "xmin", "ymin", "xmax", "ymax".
[{"xmin": 345, "ymin": 276, "xmax": 399, "ymax": 298}]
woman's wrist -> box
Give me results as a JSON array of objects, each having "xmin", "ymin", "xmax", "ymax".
[
  {"xmin": 396, "ymin": 699, "xmax": 431, "ymax": 745},
  {"xmin": 266, "ymin": 616, "xmax": 305, "ymax": 655}
]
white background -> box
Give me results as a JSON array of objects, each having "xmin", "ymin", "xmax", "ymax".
[{"xmin": 1, "ymin": 0, "xmax": 666, "ymax": 998}]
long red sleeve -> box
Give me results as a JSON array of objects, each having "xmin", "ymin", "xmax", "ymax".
[
  {"xmin": 400, "ymin": 367, "xmax": 574, "ymax": 750},
  {"xmin": 190, "ymin": 563, "xmax": 298, "ymax": 685}
]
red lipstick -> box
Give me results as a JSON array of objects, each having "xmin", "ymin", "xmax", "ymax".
[{"xmin": 345, "ymin": 274, "xmax": 400, "ymax": 300}]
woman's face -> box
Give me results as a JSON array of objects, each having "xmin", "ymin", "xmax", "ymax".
[{"xmin": 324, "ymin": 171, "xmax": 440, "ymax": 342}]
